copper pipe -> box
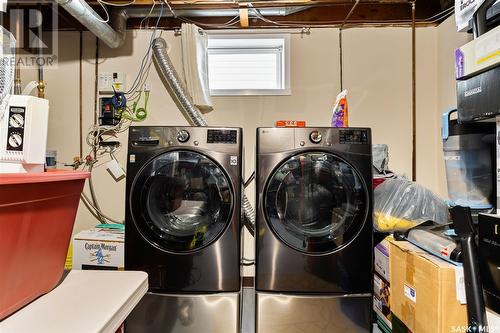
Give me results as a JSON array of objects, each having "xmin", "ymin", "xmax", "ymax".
[
  {"xmin": 13, "ymin": 6, "xmax": 22, "ymax": 95},
  {"xmin": 37, "ymin": 3, "xmax": 45, "ymax": 98}
]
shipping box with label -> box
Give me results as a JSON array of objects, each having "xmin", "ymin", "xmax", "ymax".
[
  {"xmin": 390, "ymin": 240, "xmax": 467, "ymax": 333},
  {"xmin": 73, "ymin": 229, "xmax": 124, "ymax": 270}
]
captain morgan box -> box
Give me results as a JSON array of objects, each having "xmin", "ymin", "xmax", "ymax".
[{"xmin": 72, "ymin": 228, "xmax": 124, "ymax": 270}]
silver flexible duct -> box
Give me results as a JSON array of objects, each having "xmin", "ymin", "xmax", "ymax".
[
  {"xmin": 152, "ymin": 37, "xmax": 255, "ymax": 236},
  {"xmin": 56, "ymin": 0, "xmax": 127, "ymax": 49},
  {"xmin": 152, "ymin": 38, "xmax": 208, "ymax": 127}
]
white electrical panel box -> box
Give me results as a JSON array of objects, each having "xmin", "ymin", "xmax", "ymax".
[
  {"xmin": 0, "ymin": 95, "xmax": 49, "ymax": 173},
  {"xmin": 98, "ymin": 72, "xmax": 126, "ymax": 93}
]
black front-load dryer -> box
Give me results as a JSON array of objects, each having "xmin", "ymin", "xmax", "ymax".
[
  {"xmin": 255, "ymin": 127, "xmax": 373, "ymax": 333},
  {"xmin": 125, "ymin": 126, "xmax": 242, "ymax": 333}
]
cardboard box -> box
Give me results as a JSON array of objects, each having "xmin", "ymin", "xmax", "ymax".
[
  {"xmin": 72, "ymin": 228, "xmax": 124, "ymax": 270},
  {"xmin": 374, "ymin": 237, "xmax": 392, "ymax": 332},
  {"xmin": 390, "ymin": 240, "xmax": 467, "ymax": 333},
  {"xmin": 375, "ymin": 238, "xmax": 391, "ymax": 282},
  {"xmin": 374, "ymin": 273, "xmax": 392, "ymax": 332}
]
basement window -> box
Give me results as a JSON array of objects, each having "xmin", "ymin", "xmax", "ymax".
[{"xmin": 207, "ymin": 34, "xmax": 291, "ymax": 96}]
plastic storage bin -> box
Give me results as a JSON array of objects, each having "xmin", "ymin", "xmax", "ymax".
[
  {"xmin": 442, "ymin": 109, "xmax": 495, "ymax": 209},
  {"xmin": 0, "ymin": 170, "xmax": 89, "ymax": 320}
]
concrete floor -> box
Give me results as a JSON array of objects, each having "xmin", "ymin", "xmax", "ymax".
[{"xmin": 240, "ymin": 287, "xmax": 382, "ymax": 333}]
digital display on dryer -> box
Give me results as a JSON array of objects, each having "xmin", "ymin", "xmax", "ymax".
[
  {"xmin": 207, "ymin": 130, "xmax": 237, "ymax": 144},
  {"xmin": 339, "ymin": 129, "xmax": 368, "ymax": 144}
]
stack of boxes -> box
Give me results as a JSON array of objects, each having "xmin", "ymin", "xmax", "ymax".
[
  {"xmin": 373, "ymin": 237, "xmax": 392, "ymax": 333},
  {"xmin": 373, "ymin": 237, "xmax": 469, "ymax": 333}
]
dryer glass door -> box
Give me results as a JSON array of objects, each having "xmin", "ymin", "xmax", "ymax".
[
  {"xmin": 130, "ymin": 150, "xmax": 233, "ymax": 253},
  {"xmin": 265, "ymin": 152, "xmax": 368, "ymax": 253}
]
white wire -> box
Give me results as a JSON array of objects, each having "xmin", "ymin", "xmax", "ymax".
[
  {"xmin": 98, "ymin": 0, "xmax": 136, "ymax": 6},
  {"xmin": 139, "ymin": 0, "xmax": 156, "ymax": 29},
  {"xmin": 163, "ymin": 0, "xmax": 176, "ymax": 17},
  {"xmin": 126, "ymin": 3, "xmax": 164, "ymax": 96},
  {"xmin": 249, "ymin": 5, "xmax": 455, "ymax": 28},
  {"xmin": 81, "ymin": 192, "xmax": 124, "ymax": 224},
  {"xmin": 94, "ymin": 0, "xmax": 110, "ymax": 23},
  {"xmin": 178, "ymin": 15, "xmax": 241, "ymax": 28}
]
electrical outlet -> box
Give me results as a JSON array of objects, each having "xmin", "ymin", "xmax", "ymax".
[
  {"xmin": 143, "ymin": 83, "xmax": 152, "ymax": 92},
  {"xmin": 99, "ymin": 72, "xmax": 126, "ymax": 93}
]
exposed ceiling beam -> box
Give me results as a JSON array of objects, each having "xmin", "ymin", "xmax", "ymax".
[{"xmin": 5, "ymin": 0, "xmax": 452, "ymax": 31}]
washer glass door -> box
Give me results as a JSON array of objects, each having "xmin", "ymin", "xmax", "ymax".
[
  {"xmin": 131, "ymin": 150, "xmax": 233, "ymax": 253},
  {"xmin": 264, "ymin": 152, "xmax": 368, "ymax": 253}
]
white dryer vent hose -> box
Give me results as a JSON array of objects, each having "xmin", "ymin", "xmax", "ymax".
[{"xmin": 152, "ymin": 37, "xmax": 256, "ymax": 236}]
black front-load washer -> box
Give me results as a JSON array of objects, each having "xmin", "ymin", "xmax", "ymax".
[
  {"xmin": 125, "ymin": 126, "xmax": 242, "ymax": 333},
  {"xmin": 255, "ymin": 127, "xmax": 373, "ymax": 333}
]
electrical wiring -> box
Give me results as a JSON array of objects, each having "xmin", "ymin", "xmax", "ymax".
[
  {"xmin": 177, "ymin": 15, "xmax": 241, "ymax": 28},
  {"xmin": 241, "ymin": 257, "xmax": 255, "ymax": 266},
  {"xmin": 126, "ymin": 56, "xmax": 155, "ymax": 102},
  {"xmin": 139, "ymin": 0, "xmax": 156, "ymax": 29},
  {"xmin": 163, "ymin": 0, "xmax": 176, "ymax": 17},
  {"xmin": 94, "ymin": 0, "xmax": 110, "ymax": 23},
  {"xmin": 125, "ymin": 2, "xmax": 164, "ymax": 97},
  {"xmin": 88, "ymin": 168, "xmax": 105, "ymax": 222},
  {"xmin": 249, "ymin": 4, "xmax": 455, "ymax": 28},
  {"xmin": 244, "ymin": 171, "xmax": 255, "ymax": 189},
  {"xmin": 240, "ymin": 261, "xmax": 255, "ymax": 266},
  {"xmin": 81, "ymin": 192, "xmax": 124, "ymax": 224},
  {"xmin": 98, "ymin": 0, "xmax": 136, "ymax": 6}
]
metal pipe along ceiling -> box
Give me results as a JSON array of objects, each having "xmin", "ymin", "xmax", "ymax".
[
  {"xmin": 55, "ymin": 0, "xmax": 127, "ymax": 48},
  {"xmin": 56, "ymin": 0, "xmax": 310, "ymax": 48},
  {"xmin": 126, "ymin": 6, "xmax": 311, "ymax": 18},
  {"xmin": 152, "ymin": 37, "xmax": 256, "ymax": 236}
]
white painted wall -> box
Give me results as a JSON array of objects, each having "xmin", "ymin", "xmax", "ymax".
[{"xmin": 19, "ymin": 19, "xmax": 470, "ymax": 275}]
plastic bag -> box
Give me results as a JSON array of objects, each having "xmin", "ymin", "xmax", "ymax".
[
  {"xmin": 374, "ymin": 178, "xmax": 449, "ymax": 232},
  {"xmin": 372, "ymin": 144, "xmax": 389, "ymax": 174},
  {"xmin": 331, "ymin": 89, "xmax": 348, "ymax": 127}
]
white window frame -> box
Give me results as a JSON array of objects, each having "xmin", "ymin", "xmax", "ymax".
[{"xmin": 207, "ymin": 33, "xmax": 291, "ymax": 96}]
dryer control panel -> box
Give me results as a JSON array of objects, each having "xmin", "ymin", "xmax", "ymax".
[
  {"xmin": 339, "ymin": 129, "xmax": 369, "ymax": 144},
  {"xmin": 207, "ymin": 129, "xmax": 237, "ymax": 144}
]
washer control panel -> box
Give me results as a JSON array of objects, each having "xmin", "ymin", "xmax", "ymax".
[
  {"xmin": 339, "ymin": 129, "xmax": 369, "ymax": 144},
  {"xmin": 207, "ymin": 129, "xmax": 237, "ymax": 144}
]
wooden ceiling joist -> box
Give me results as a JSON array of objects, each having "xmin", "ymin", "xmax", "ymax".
[{"xmin": 5, "ymin": 0, "xmax": 452, "ymax": 30}]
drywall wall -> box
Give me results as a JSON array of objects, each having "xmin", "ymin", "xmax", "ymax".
[{"xmin": 18, "ymin": 22, "xmax": 469, "ymax": 275}]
